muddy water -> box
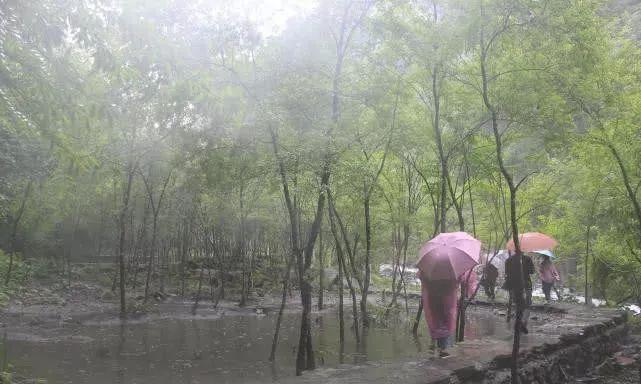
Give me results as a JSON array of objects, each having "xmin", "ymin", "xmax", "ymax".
[{"xmin": 7, "ymin": 308, "xmax": 514, "ymax": 384}]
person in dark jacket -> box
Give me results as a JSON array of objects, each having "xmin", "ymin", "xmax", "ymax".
[
  {"xmin": 504, "ymin": 251, "xmax": 535, "ymax": 333},
  {"xmin": 481, "ymin": 263, "xmax": 499, "ymax": 300}
]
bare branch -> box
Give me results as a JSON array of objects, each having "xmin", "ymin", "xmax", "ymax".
[{"xmin": 514, "ymin": 171, "xmax": 538, "ymax": 192}]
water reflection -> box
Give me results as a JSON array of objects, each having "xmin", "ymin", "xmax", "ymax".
[
  {"xmin": 412, "ymin": 333, "xmax": 423, "ymax": 353},
  {"xmin": 8, "ymin": 309, "xmax": 516, "ymax": 384},
  {"xmin": 115, "ymin": 321, "xmax": 125, "ymax": 384},
  {"xmin": 355, "ymin": 327, "xmax": 368, "ymax": 364}
]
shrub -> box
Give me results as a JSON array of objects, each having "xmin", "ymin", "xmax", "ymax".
[{"xmin": 0, "ymin": 250, "xmax": 31, "ymax": 306}]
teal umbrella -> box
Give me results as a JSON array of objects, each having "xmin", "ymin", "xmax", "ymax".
[{"xmin": 531, "ymin": 249, "xmax": 554, "ymax": 258}]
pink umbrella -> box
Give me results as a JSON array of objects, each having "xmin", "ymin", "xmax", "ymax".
[
  {"xmin": 506, "ymin": 232, "xmax": 558, "ymax": 252},
  {"xmin": 416, "ymin": 232, "xmax": 482, "ymax": 281}
]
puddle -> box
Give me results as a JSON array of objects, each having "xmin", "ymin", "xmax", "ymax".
[{"xmin": 6, "ymin": 307, "xmax": 540, "ymax": 383}]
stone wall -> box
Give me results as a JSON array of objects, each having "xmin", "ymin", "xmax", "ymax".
[{"xmin": 471, "ymin": 312, "xmax": 629, "ymax": 384}]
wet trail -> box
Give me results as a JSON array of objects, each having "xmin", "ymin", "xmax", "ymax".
[{"xmin": 6, "ymin": 305, "xmax": 527, "ymax": 384}]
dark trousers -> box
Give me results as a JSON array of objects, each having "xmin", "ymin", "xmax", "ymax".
[
  {"xmin": 542, "ymin": 281, "xmax": 554, "ymax": 301},
  {"xmin": 482, "ymin": 281, "xmax": 496, "ymax": 300},
  {"xmin": 508, "ymin": 289, "xmax": 532, "ymax": 322}
]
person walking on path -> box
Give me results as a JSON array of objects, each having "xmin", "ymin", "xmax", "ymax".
[
  {"xmin": 418, "ymin": 270, "xmax": 458, "ymax": 357},
  {"xmin": 481, "ymin": 263, "xmax": 499, "ymax": 300},
  {"xmin": 538, "ymin": 255, "xmax": 560, "ymax": 303},
  {"xmin": 416, "ymin": 232, "xmax": 481, "ymax": 357},
  {"xmin": 504, "ymin": 251, "xmax": 535, "ymax": 333}
]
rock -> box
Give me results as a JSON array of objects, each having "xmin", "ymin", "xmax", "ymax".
[
  {"xmin": 454, "ymin": 363, "xmax": 484, "ymax": 381},
  {"xmin": 614, "ymin": 355, "xmax": 636, "ymax": 367}
]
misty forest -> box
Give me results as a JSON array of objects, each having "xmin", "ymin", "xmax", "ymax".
[{"xmin": 2, "ymin": 0, "xmax": 641, "ymax": 383}]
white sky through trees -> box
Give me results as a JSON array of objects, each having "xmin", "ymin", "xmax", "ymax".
[{"xmin": 223, "ymin": 0, "xmax": 316, "ymax": 36}]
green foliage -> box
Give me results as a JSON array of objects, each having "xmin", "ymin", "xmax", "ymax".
[
  {"xmin": 628, "ymin": 313, "xmax": 641, "ymax": 332},
  {"xmin": 2, "ymin": 0, "xmax": 641, "ymax": 309},
  {"xmin": 0, "ymin": 371, "xmax": 12, "ymax": 384},
  {"xmin": 0, "ymin": 251, "xmax": 30, "ymax": 306}
]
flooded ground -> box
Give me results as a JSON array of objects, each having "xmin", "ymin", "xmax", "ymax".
[{"xmin": 5, "ymin": 305, "xmax": 526, "ymax": 384}]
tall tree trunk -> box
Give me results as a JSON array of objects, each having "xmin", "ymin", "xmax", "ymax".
[
  {"xmin": 399, "ymin": 224, "xmax": 411, "ymax": 315},
  {"xmin": 584, "ymin": 189, "xmax": 600, "ymax": 305},
  {"xmin": 143, "ymin": 214, "xmax": 158, "ymax": 303},
  {"xmin": 431, "ymin": 67, "xmax": 447, "ymax": 234},
  {"xmin": 132, "ymin": 203, "xmax": 148, "ymax": 291},
  {"xmin": 328, "ymin": 194, "xmax": 360, "ymax": 343},
  {"xmin": 480, "ymin": 16, "xmax": 523, "ymax": 382},
  {"xmin": 389, "ymin": 222, "xmax": 410, "ymax": 315},
  {"xmin": 191, "ymin": 260, "xmax": 205, "ymax": 315},
  {"xmin": 268, "ymin": 1, "xmax": 371, "ymax": 372},
  {"xmin": 118, "ymin": 161, "xmax": 136, "ymax": 318},
  {"xmin": 217, "ymin": 237, "xmax": 226, "ymax": 302},
  {"xmin": 606, "ymin": 142, "xmax": 641, "ymax": 241},
  {"xmin": 585, "ymin": 225, "xmax": 591, "ymax": 305},
  {"xmin": 180, "ymin": 220, "xmax": 188, "ymax": 297},
  {"xmin": 465, "ymin": 152, "xmax": 477, "ymax": 237},
  {"xmin": 453, "ymin": 174, "xmax": 469, "ymax": 341},
  {"xmin": 455, "ymin": 159, "xmax": 479, "ymax": 341},
  {"xmin": 66, "ymin": 212, "xmax": 81, "ymax": 289},
  {"xmin": 337, "ymin": 246, "xmax": 345, "ymax": 346},
  {"xmin": 412, "ymin": 301, "xmax": 423, "ymax": 335},
  {"xmin": 160, "ymin": 241, "xmax": 167, "ymax": 294},
  {"xmin": 269, "ymin": 249, "xmax": 295, "ymax": 362},
  {"xmin": 412, "ymin": 222, "xmax": 440, "ymax": 336},
  {"xmin": 389, "ymin": 226, "xmax": 401, "ymax": 309},
  {"xmin": 359, "ymin": 136, "xmax": 391, "ymax": 327},
  {"xmin": 269, "ymin": 125, "xmax": 324, "ymax": 375},
  {"xmin": 361, "ymin": 194, "xmax": 372, "ymax": 328},
  {"xmin": 239, "ymin": 184, "xmax": 247, "ymax": 307},
  {"xmin": 297, "ymin": 164, "xmax": 329, "ymax": 373},
  {"xmin": 142, "ymin": 167, "xmax": 171, "ymax": 304},
  {"xmin": 446, "ymin": 171, "xmax": 465, "ymax": 231},
  {"xmin": 296, "ymin": 280, "xmax": 315, "ymax": 373},
  {"xmin": 96, "ymin": 201, "xmax": 105, "ymax": 260},
  {"xmin": 318, "ymin": 226, "xmax": 325, "ymax": 311}
]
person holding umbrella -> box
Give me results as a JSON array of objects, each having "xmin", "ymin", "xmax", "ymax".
[
  {"xmin": 416, "ymin": 232, "xmax": 481, "ymax": 357},
  {"xmin": 533, "ymin": 250, "xmax": 560, "ymax": 303},
  {"xmin": 416, "ymin": 271, "xmax": 459, "ymax": 357},
  {"xmin": 505, "ymin": 232, "xmax": 558, "ymax": 333}
]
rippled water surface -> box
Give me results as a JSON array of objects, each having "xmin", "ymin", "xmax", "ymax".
[{"xmin": 8, "ymin": 308, "xmax": 517, "ymax": 384}]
